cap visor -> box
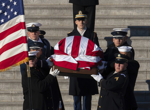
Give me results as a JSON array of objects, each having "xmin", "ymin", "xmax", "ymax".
[
  {"xmin": 29, "ymin": 56, "xmax": 36, "ymax": 60},
  {"xmin": 115, "ymin": 59, "xmax": 126, "ymax": 64}
]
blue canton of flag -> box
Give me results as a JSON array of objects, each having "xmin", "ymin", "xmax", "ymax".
[{"xmin": 0, "ymin": 0, "xmax": 24, "ymax": 25}]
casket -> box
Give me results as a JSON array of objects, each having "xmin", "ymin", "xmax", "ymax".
[{"xmin": 52, "ymin": 65, "xmax": 98, "ymax": 78}]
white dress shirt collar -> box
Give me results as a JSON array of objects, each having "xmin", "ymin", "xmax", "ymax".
[{"xmin": 77, "ymin": 27, "xmax": 87, "ymax": 36}]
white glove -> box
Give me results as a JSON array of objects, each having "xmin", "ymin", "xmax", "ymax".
[
  {"xmin": 49, "ymin": 68, "xmax": 60, "ymax": 77},
  {"xmin": 64, "ymin": 76, "xmax": 69, "ymax": 79},
  {"xmin": 46, "ymin": 57, "xmax": 53, "ymax": 66},
  {"xmin": 91, "ymin": 73, "xmax": 103, "ymax": 82}
]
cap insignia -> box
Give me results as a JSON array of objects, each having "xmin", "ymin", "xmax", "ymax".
[
  {"xmin": 114, "ymin": 77, "xmax": 119, "ymax": 81},
  {"xmin": 117, "ymin": 32, "xmax": 119, "ymax": 34},
  {"xmin": 32, "ymin": 24, "xmax": 35, "ymax": 27},
  {"xmin": 79, "ymin": 11, "xmax": 82, "ymax": 15},
  {"xmin": 118, "ymin": 54, "xmax": 121, "ymax": 57}
]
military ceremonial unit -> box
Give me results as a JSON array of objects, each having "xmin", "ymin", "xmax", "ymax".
[{"xmin": 19, "ymin": 0, "xmax": 140, "ymax": 110}]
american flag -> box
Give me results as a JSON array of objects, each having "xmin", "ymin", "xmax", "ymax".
[
  {"xmin": 0, "ymin": 0, "xmax": 28, "ymax": 71},
  {"xmin": 52, "ymin": 36, "xmax": 103, "ymax": 70}
]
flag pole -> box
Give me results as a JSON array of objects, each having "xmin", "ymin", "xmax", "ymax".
[{"xmin": 26, "ymin": 64, "xmax": 33, "ymax": 110}]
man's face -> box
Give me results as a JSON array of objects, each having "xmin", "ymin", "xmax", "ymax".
[
  {"xmin": 27, "ymin": 31, "xmax": 40, "ymax": 41},
  {"xmin": 115, "ymin": 62, "xmax": 128, "ymax": 73},
  {"xmin": 29, "ymin": 58, "xmax": 37, "ymax": 67},
  {"xmin": 75, "ymin": 18, "xmax": 87, "ymax": 30},
  {"xmin": 113, "ymin": 36, "xmax": 127, "ymax": 47}
]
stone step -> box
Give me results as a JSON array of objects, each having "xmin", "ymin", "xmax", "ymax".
[
  {"xmin": 0, "ymin": 75, "xmax": 149, "ymax": 92},
  {"xmin": 30, "ymin": 25, "xmax": 149, "ymax": 40},
  {"xmin": 25, "ymin": 15, "xmax": 150, "ymax": 27},
  {"xmin": 130, "ymin": 37, "xmax": 150, "ymax": 48},
  {"xmin": 0, "ymin": 101, "xmax": 99, "ymax": 110},
  {"xmin": 99, "ymin": 0, "xmax": 150, "ymax": 5},
  {"xmin": 0, "ymin": 102, "xmax": 22, "ymax": 110},
  {"xmin": 0, "ymin": 89, "xmax": 150, "ymax": 104},
  {"xmin": 23, "ymin": 0, "xmax": 69, "ymax": 5},
  {"xmin": 137, "ymin": 58, "xmax": 150, "ymax": 71},
  {"xmin": 24, "ymin": 4, "xmax": 150, "ymax": 16},
  {"xmin": 23, "ymin": 0, "xmax": 150, "ymax": 5},
  {"xmin": 0, "ymin": 70, "xmax": 149, "ymax": 86},
  {"xmin": 0, "ymin": 101, "xmax": 149, "ymax": 110}
]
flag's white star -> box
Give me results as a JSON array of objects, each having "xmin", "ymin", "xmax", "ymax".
[
  {"xmin": 1, "ymin": 19, "xmax": 4, "ymax": 23},
  {"xmin": 11, "ymin": 8, "xmax": 13, "ymax": 12},
  {"xmin": 7, "ymin": 5, "xmax": 10, "ymax": 9},
  {"xmin": 4, "ymin": 12, "xmax": 7, "ymax": 16},
  {"xmin": 14, "ymin": 11, "xmax": 17, "ymax": 15},
  {"xmin": 8, "ymin": 15, "xmax": 10, "ymax": 19},
  {"xmin": 2, "ymin": 3, "xmax": 5, "ymax": 7},
  {"xmin": 13, "ymin": 1, "xmax": 17, "ymax": 5},
  {"xmin": 10, "ymin": 0, "xmax": 13, "ymax": 2},
  {"xmin": 0, "ymin": 10, "xmax": 2, "ymax": 13}
]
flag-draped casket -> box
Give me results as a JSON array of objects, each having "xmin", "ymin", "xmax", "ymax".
[{"xmin": 52, "ymin": 36, "xmax": 103, "ymax": 76}]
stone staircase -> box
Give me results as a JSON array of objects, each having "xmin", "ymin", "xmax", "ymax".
[{"xmin": 0, "ymin": 0, "xmax": 150, "ymax": 109}]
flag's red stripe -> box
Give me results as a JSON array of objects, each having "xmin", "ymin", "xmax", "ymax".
[
  {"xmin": 0, "ymin": 22, "xmax": 26, "ymax": 40},
  {"xmin": 53, "ymin": 60, "xmax": 77, "ymax": 70},
  {"xmin": 0, "ymin": 37, "xmax": 27, "ymax": 55},
  {"xmin": 86, "ymin": 39, "xmax": 95, "ymax": 55},
  {"xmin": 58, "ymin": 38, "xmax": 66, "ymax": 54},
  {"xmin": 71, "ymin": 36, "xmax": 81, "ymax": 58},
  {"xmin": 0, "ymin": 51, "xmax": 28, "ymax": 69},
  {"xmin": 78, "ymin": 60, "xmax": 102, "ymax": 68}
]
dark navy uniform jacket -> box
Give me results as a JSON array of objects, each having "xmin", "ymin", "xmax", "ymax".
[
  {"xmin": 124, "ymin": 60, "xmax": 140, "ymax": 110},
  {"xmin": 68, "ymin": 28, "xmax": 100, "ymax": 96},
  {"xmin": 98, "ymin": 70, "xmax": 129, "ymax": 110}
]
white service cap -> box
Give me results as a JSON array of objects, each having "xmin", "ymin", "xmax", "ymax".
[
  {"xmin": 26, "ymin": 22, "xmax": 42, "ymax": 28},
  {"xmin": 28, "ymin": 51, "xmax": 39, "ymax": 57},
  {"xmin": 117, "ymin": 46, "xmax": 132, "ymax": 52},
  {"xmin": 113, "ymin": 28, "xmax": 130, "ymax": 32}
]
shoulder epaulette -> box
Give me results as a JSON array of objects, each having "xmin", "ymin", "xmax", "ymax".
[{"xmin": 120, "ymin": 73, "xmax": 126, "ymax": 77}]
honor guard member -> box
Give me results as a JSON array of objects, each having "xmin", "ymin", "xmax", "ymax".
[
  {"xmin": 20, "ymin": 41, "xmax": 45, "ymax": 75},
  {"xmin": 20, "ymin": 23, "xmax": 52, "ymax": 75},
  {"xmin": 68, "ymin": 10, "xmax": 99, "ymax": 47},
  {"xmin": 103, "ymin": 28, "xmax": 135, "ymax": 75},
  {"xmin": 104, "ymin": 28, "xmax": 134, "ymax": 61},
  {"xmin": 68, "ymin": 10, "xmax": 99, "ymax": 110},
  {"xmin": 26, "ymin": 22, "xmax": 51, "ymax": 59},
  {"xmin": 91, "ymin": 54, "xmax": 129, "ymax": 110},
  {"xmin": 22, "ymin": 51, "xmax": 63, "ymax": 110},
  {"xmin": 118, "ymin": 46, "xmax": 140, "ymax": 110},
  {"xmin": 69, "ymin": 0, "xmax": 99, "ymax": 31},
  {"xmin": 39, "ymin": 30, "xmax": 54, "ymax": 55}
]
